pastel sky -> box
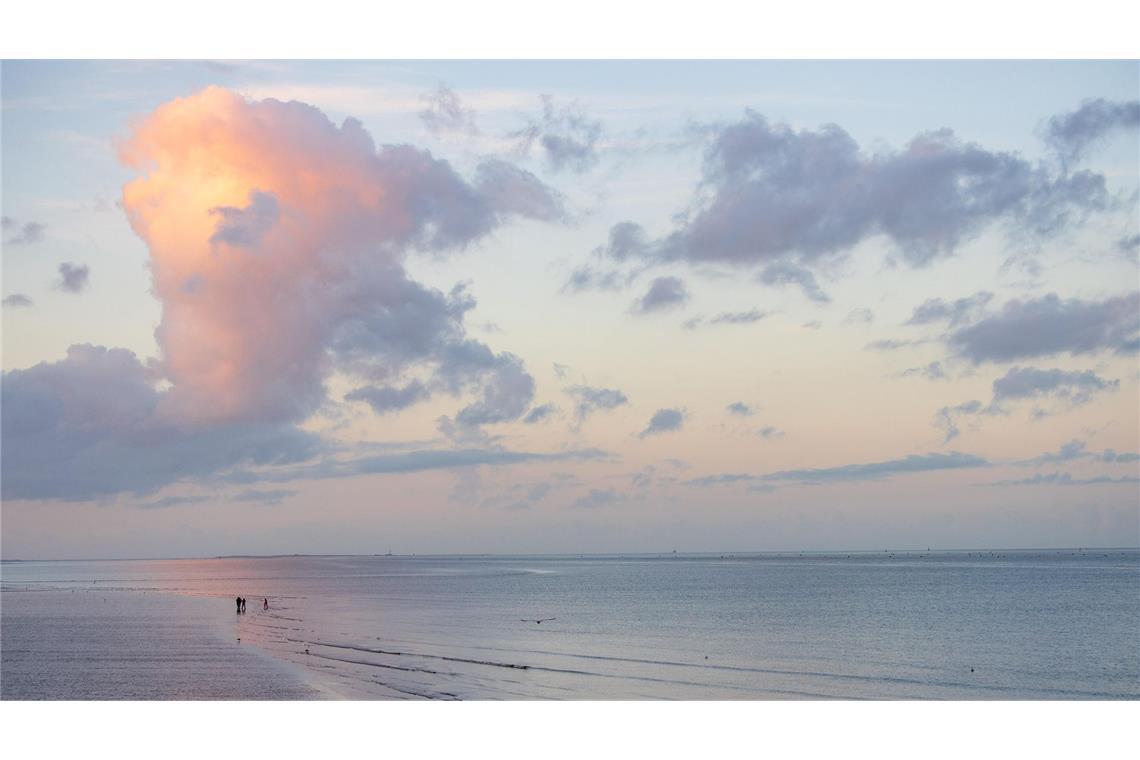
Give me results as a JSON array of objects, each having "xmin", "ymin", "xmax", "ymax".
[{"xmin": 2, "ymin": 60, "xmax": 1138, "ymax": 559}]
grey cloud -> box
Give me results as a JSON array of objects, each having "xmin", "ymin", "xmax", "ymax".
[
  {"xmin": 1102, "ymin": 449, "xmax": 1140, "ymax": 463},
  {"xmin": 513, "ymin": 95, "xmax": 603, "ymax": 174},
  {"xmin": 639, "ymin": 408, "xmax": 685, "ymax": 438},
  {"xmin": 763, "ymin": 451, "xmax": 989, "ymax": 484},
  {"xmin": 632, "ymin": 276, "xmax": 688, "ymax": 314},
  {"xmin": 453, "ymin": 353, "xmax": 535, "ymax": 427},
  {"xmin": 949, "ymin": 293, "xmax": 1139, "ymax": 363},
  {"xmin": 686, "ymin": 309, "xmax": 770, "ymax": 329},
  {"xmin": 802, "ymin": 320, "xmax": 821, "ymax": 330},
  {"xmin": 934, "ymin": 366, "xmax": 1117, "ymax": 442},
  {"xmin": 595, "ymin": 222, "xmax": 651, "ymax": 262},
  {"xmin": 1, "ymin": 345, "xmax": 323, "ymax": 501},
  {"xmin": 419, "ymin": 84, "xmax": 478, "ymax": 137},
  {"xmin": 983, "ymin": 472, "xmax": 1140, "ymax": 487},
  {"xmin": 934, "ymin": 399, "xmax": 986, "ymax": 442},
  {"xmin": 231, "ymin": 488, "xmax": 298, "ymax": 505},
  {"xmin": 683, "ymin": 473, "xmax": 757, "ymax": 487},
  {"xmin": 1028, "ymin": 439, "xmax": 1088, "ymax": 465},
  {"xmin": 906, "ymin": 291, "xmax": 993, "ymax": 327},
  {"xmin": 57, "ymin": 262, "xmax": 89, "ymax": 293},
  {"xmin": 991, "ymin": 366, "xmax": 1118, "ymax": 407},
  {"xmin": 609, "ymin": 112, "xmax": 1107, "ymax": 275},
  {"xmin": 1117, "ymin": 234, "xmax": 1140, "ymax": 254},
  {"xmin": 1043, "ymin": 98, "xmax": 1140, "ymax": 166},
  {"xmin": 2, "ymin": 293, "xmax": 34, "ymax": 307},
  {"xmin": 209, "ymin": 190, "xmax": 280, "ymax": 247},
  {"xmin": 474, "ymin": 160, "xmax": 566, "ymax": 222},
  {"xmin": 759, "ymin": 262, "xmax": 830, "ymax": 303},
  {"xmin": 566, "ymin": 385, "xmax": 628, "ymax": 423},
  {"xmin": 522, "ymin": 403, "xmax": 558, "ymax": 424},
  {"xmin": 570, "ymin": 488, "xmax": 619, "ymax": 509},
  {"xmin": 726, "ymin": 402, "xmax": 754, "ymax": 416},
  {"xmin": 552, "ymin": 363, "xmax": 570, "ymax": 379},
  {"xmin": 138, "ymin": 494, "xmax": 213, "ymax": 510},
  {"xmin": 901, "ymin": 361, "xmax": 947, "ymax": 381},
  {"xmin": 345, "ymin": 381, "xmax": 430, "ymax": 414},
  {"xmin": 561, "ymin": 265, "xmax": 632, "ymax": 294},
  {"xmin": 843, "ymin": 308, "xmax": 874, "ymax": 325},
  {"xmin": 757, "ymin": 426, "xmax": 784, "ymax": 439},
  {"xmin": 5, "ymin": 219, "xmax": 45, "ymax": 246},
  {"xmin": 228, "ymin": 446, "xmax": 609, "ymax": 487},
  {"xmin": 866, "ymin": 338, "xmax": 927, "ymax": 351}
]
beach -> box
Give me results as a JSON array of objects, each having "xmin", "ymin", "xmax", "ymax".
[{"xmin": 3, "ymin": 551, "xmax": 1138, "ymax": 700}]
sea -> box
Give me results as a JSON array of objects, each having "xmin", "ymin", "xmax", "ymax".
[{"xmin": 2, "ymin": 550, "xmax": 1138, "ymax": 700}]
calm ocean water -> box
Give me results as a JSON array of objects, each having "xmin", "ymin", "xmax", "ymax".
[{"xmin": 3, "ymin": 550, "xmax": 1138, "ymax": 699}]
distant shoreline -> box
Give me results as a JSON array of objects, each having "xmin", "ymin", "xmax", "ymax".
[{"xmin": 3, "ymin": 546, "xmax": 1139, "ymax": 563}]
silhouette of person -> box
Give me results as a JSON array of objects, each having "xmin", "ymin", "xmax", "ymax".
[
  {"xmin": 263, "ymin": 598, "xmax": 268, "ymax": 611},
  {"xmin": 236, "ymin": 596, "xmax": 242, "ymax": 614},
  {"xmin": 240, "ymin": 597, "xmax": 246, "ymax": 614}
]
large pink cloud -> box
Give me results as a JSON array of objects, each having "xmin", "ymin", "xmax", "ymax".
[{"xmin": 120, "ymin": 87, "xmax": 558, "ymax": 427}]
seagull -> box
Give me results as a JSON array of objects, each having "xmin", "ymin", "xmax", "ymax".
[{"xmin": 520, "ymin": 617, "xmax": 556, "ymax": 624}]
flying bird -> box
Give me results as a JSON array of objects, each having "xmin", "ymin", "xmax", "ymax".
[{"xmin": 520, "ymin": 617, "xmax": 557, "ymax": 624}]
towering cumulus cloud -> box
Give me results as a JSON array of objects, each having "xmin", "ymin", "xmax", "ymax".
[
  {"xmin": 3, "ymin": 87, "xmax": 563, "ymax": 500},
  {"xmin": 120, "ymin": 87, "xmax": 558, "ymax": 427}
]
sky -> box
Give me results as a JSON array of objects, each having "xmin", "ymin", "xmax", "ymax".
[{"xmin": 1, "ymin": 60, "xmax": 1138, "ymax": 559}]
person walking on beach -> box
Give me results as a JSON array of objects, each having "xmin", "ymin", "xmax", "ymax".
[
  {"xmin": 236, "ymin": 596, "xmax": 242, "ymax": 614},
  {"xmin": 263, "ymin": 598, "xmax": 268, "ymax": 611},
  {"xmin": 241, "ymin": 597, "xmax": 247, "ymax": 614}
]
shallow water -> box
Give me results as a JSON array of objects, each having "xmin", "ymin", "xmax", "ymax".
[{"xmin": 3, "ymin": 550, "xmax": 1138, "ymax": 699}]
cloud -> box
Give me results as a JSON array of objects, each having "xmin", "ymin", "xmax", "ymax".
[
  {"xmin": 344, "ymin": 381, "xmax": 430, "ymax": 414},
  {"xmin": 57, "ymin": 262, "xmax": 89, "ymax": 293},
  {"xmin": 948, "ymin": 292, "xmax": 1139, "ymax": 363},
  {"xmin": 632, "ymin": 276, "xmax": 688, "ymax": 314},
  {"xmin": 598, "ymin": 110, "xmax": 1108, "ymax": 278},
  {"xmin": 139, "ymin": 494, "xmax": 214, "ymax": 510},
  {"xmin": 900, "ymin": 361, "xmax": 947, "ymax": 381},
  {"xmin": 570, "ymin": 488, "xmax": 619, "ymax": 509},
  {"xmin": 686, "ymin": 451, "xmax": 989, "ymax": 488},
  {"xmin": 595, "ymin": 221, "xmax": 651, "ymax": 262},
  {"xmin": 934, "ymin": 366, "xmax": 1118, "ymax": 442},
  {"xmin": 983, "ymin": 472, "xmax": 1140, "ymax": 487},
  {"xmin": 757, "ymin": 426, "xmax": 784, "ymax": 439},
  {"xmin": 1102, "ymin": 449, "xmax": 1140, "ymax": 464},
  {"xmin": 2, "ymin": 293, "xmax": 34, "ymax": 308},
  {"xmin": 225, "ymin": 446, "xmax": 608, "ymax": 487},
  {"xmin": 1027, "ymin": 439, "xmax": 1089, "ymax": 465},
  {"xmin": 561, "ymin": 265, "xmax": 633, "ymax": 293},
  {"xmin": 1117, "ymin": 234, "xmax": 1140, "ymax": 254},
  {"xmin": 639, "ymin": 408, "xmax": 685, "ymax": 438},
  {"xmin": 1043, "ymin": 98, "xmax": 1140, "ymax": 166},
  {"xmin": 115, "ymin": 87, "xmax": 560, "ymax": 427},
  {"xmin": 762, "ymin": 451, "xmax": 988, "ymax": 484},
  {"xmin": 565, "ymin": 385, "xmax": 628, "ymax": 424},
  {"xmin": 991, "ymin": 366, "xmax": 1118, "ymax": 407},
  {"xmin": 683, "ymin": 473, "xmax": 757, "ymax": 487},
  {"xmin": 209, "ymin": 190, "xmax": 280, "ymax": 247},
  {"xmin": 513, "ymin": 95, "xmax": 603, "ymax": 173},
  {"xmin": 552, "ymin": 362, "xmax": 569, "ymax": 379},
  {"xmin": 3, "ymin": 88, "xmax": 571, "ymax": 502},
  {"xmin": 726, "ymin": 402, "xmax": 754, "ymax": 416},
  {"xmin": 419, "ymin": 83, "xmax": 478, "ymax": 137},
  {"xmin": 4, "ymin": 219, "xmax": 45, "ymax": 246},
  {"xmin": 684, "ymin": 309, "xmax": 769, "ymax": 330},
  {"xmin": 1, "ymin": 345, "xmax": 323, "ymax": 501},
  {"xmin": 231, "ymin": 488, "xmax": 298, "ymax": 505},
  {"xmin": 934, "ymin": 400, "xmax": 986, "ymax": 442},
  {"xmin": 866, "ymin": 338, "xmax": 928, "ymax": 351},
  {"xmin": 905, "ymin": 291, "xmax": 993, "ymax": 327},
  {"xmin": 758, "ymin": 261, "xmax": 830, "ymax": 303},
  {"xmin": 522, "ymin": 403, "xmax": 558, "ymax": 424},
  {"xmin": 843, "ymin": 308, "xmax": 874, "ymax": 325}
]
